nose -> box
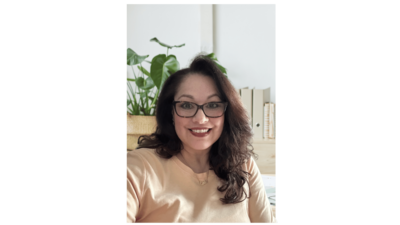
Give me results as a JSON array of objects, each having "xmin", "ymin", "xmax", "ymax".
[{"xmin": 192, "ymin": 107, "xmax": 209, "ymax": 124}]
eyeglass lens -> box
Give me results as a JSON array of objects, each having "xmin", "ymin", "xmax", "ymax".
[{"xmin": 175, "ymin": 102, "xmax": 225, "ymax": 117}]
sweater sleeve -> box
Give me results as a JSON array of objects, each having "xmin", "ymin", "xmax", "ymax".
[
  {"xmin": 127, "ymin": 151, "xmax": 147, "ymax": 223},
  {"xmin": 247, "ymin": 157, "xmax": 275, "ymax": 223}
]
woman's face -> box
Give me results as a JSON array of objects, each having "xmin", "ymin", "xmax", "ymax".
[{"xmin": 173, "ymin": 74, "xmax": 225, "ymax": 153}]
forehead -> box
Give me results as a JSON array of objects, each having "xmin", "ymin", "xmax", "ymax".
[{"xmin": 175, "ymin": 74, "xmax": 220, "ymax": 100}]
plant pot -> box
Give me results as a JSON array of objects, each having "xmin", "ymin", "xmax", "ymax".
[{"xmin": 127, "ymin": 114, "xmax": 157, "ymax": 150}]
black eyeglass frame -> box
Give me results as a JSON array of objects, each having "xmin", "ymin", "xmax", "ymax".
[{"xmin": 172, "ymin": 101, "xmax": 228, "ymax": 118}]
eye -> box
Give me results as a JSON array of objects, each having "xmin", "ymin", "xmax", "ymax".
[
  {"xmin": 180, "ymin": 102, "xmax": 194, "ymax": 109},
  {"xmin": 207, "ymin": 102, "xmax": 220, "ymax": 108}
]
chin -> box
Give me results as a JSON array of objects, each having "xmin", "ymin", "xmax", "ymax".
[{"xmin": 187, "ymin": 142, "xmax": 214, "ymax": 151}]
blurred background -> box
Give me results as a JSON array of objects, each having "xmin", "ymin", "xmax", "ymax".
[{"xmin": 127, "ymin": 4, "xmax": 275, "ymax": 103}]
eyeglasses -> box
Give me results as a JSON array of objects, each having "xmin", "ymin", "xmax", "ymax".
[{"xmin": 173, "ymin": 101, "xmax": 228, "ymax": 118}]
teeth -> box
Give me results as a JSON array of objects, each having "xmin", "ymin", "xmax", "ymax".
[{"xmin": 191, "ymin": 129, "xmax": 209, "ymax": 133}]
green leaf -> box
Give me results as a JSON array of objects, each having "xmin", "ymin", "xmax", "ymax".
[
  {"xmin": 137, "ymin": 66, "xmax": 150, "ymax": 77},
  {"xmin": 164, "ymin": 55, "xmax": 179, "ymax": 74},
  {"xmin": 135, "ymin": 77, "xmax": 155, "ymax": 90},
  {"xmin": 127, "ymin": 48, "xmax": 149, "ymax": 66},
  {"xmin": 214, "ymin": 61, "xmax": 227, "ymax": 74},
  {"xmin": 125, "ymin": 98, "xmax": 131, "ymax": 107},
  {"xmin": 205, "ymin": 53, "xmax": 227, "ymax": 74},
  {"xmin": 127, "ymin": 82, "xmax": 141, "ymax": 115},
  {"xmin": 135, "ymin": 77, "xmax": 145, "ymax": 89},
  {"xmin": 205, "ymin": 53, "xmax": 218, "ymax": 61},
  {"xmin": 144, "ymin": 107, "xmax": 152, "ymax": 115},
  {"xmin": 150, "ymin": 54, "xmax": 180, "ymax": 90},
  {"xmin": 143, "ymin": 77, "xmax": 155, "ymax": 90},
  {"xmin": 127, "ymin": 78, "xmax": 135, "ymax": 82},
  {"xmin": 150, "ymin": 37, "xmax": 185, "ymax": 49},
  {"xmin": 127, "ymin": 107, "xmax": 134, "ymax": 115},
  {"xmin": 139, "ymin": 91, "xmax": 147, "ymax": 99},
  {"xmin": 127, "ymin": 91, "xmax": 137, "ymax": 115},
  {"xmin": 139, "ymin": 106, "xmax": 146, "ymax": 114}
]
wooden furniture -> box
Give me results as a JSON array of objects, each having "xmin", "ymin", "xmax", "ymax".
[
  {"xmin": 252, "ymin": 139, "xmax": 278, "ymax": 174},
  {"xmin": 252, "ymin": 139, "xmax": 279, "ymax": 218}
]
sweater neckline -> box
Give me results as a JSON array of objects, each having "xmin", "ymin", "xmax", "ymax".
[{"xmin": 172, "ymin": 155, "xmax": 213, "ymax": 183}]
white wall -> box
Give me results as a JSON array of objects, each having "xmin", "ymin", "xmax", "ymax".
[
  {"xmin": 214, "ymin": 5, "xmax": 275, "ymax": 103},
  {"xmin": 127, "ymin": 5, "xmax": 201, "ymax": 74},
  {"xmin": 127, "ymin": 4, "xmax": 275, "ymax": 103}
]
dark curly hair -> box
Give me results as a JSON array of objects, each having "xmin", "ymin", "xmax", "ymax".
[{"xmin": 137, "ymin": 54, "xmax": 256, "ymax": 204}]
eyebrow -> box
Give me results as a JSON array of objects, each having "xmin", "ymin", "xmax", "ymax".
[{"xmin": 177, "ymin": 94, "xmax": 220, "ymax": 100}]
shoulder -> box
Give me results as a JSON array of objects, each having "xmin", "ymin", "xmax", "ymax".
[
  {"xmin": 128, "ymin": 148, "xmax": 160, "ymax": 166},
  {"xmin": 127, "ymin": 149, "xmax": 157, "ymax": 184},
  {"xmin": 127, "ymin": 148, "xmax": 157, "ymax": 161},
  {"xmin": 127, "ymin": 148, "xmax": 170, "ymax": 173},
  {"xmin": 243, "ymin": 155, "xmax": 258, "ymax": 173}
]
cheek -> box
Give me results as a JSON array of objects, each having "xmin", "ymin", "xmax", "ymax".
[
  {"xmin": 174, "ymin": 116, "xmax": 187, "ymax": 133},
  {"xmin": 213, "ymin": 117, "xmax": 225, "ymax": 135}
]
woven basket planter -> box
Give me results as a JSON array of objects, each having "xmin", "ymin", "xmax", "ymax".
[{"xmin": 127, "ymin": 114, "xmax": 157, "ymax": 150}]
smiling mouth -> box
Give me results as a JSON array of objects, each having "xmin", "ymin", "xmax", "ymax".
[{"xmin": 189, "ymin": 129, "xmax": 212, "ymax": 133}]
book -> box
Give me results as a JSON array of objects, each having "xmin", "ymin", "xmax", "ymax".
[
  {"xmin": 264, "ymin": 103, "xmax": 270, "ymax": 139},
  {"xmin": 263, "ymin": 102, "xmax": 278, "ymax": 139},
  {"xmin": 269, "ymin": 103, "xmax": 275, "ymax": 139},
  {"xmin": 276, "ymin": 102, "xmax": 278, "ymax": 140},
  {"xmin": 274, "ymin": 104, "xmax": 278, "ymax": 139},
  {"xmin": 253, "ymin": 88, "xmax": 270, "ymax": 139},
  {"xmin": 240, "ymin": 87, "xmax": 252, "ymax": 125}
]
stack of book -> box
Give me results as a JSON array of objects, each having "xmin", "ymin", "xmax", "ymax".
[
  {"xmin": 235, "ymin": 87, "xmax": 275, "ymax": 140},
  {"xmin": 264, "ymin": 102, "xmax": 275, "ymax": 139}
]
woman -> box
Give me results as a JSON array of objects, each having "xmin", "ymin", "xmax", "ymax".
[{"xmin": 127, "ymin": 55, "xmax": 275, "ymax": 222}]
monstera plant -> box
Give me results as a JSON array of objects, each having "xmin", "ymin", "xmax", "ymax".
[{"xmin": 127, "ymin": 37, "xmax": 227, "ymax": 116}]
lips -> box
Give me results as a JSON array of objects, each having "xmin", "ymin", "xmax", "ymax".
[
  {"xmin": 189, "ymin": 128, "xmax": 211, "ymax": 133},
  {"xmin": 188, "ymin": 128, "xmax": 212, "ymax": 137}
]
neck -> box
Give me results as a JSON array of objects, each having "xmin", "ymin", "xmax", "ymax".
[{"xmin": 178, "ymin": 148, "xmax": 210, "ymax": 173}]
